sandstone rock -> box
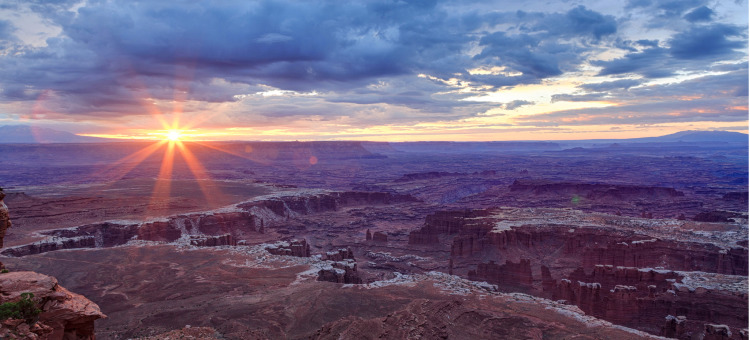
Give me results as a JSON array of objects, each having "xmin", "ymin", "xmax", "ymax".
[
  {"xmin": 317, "ymin": 260, "xmax": 361, "ymax": 284},
  {"xmin": 0, "ymin": 271, "xmax": 105, "ymax": 340},
  {"xmin": 704, "ymin": 324, "xmax": 732, "ymax": 340},
  {"xmin": 468, "ymin": 260, "xmax": 533, "ymax": 292},
  {"xmin": 661, "ymin": 315, "xmax": 686, "ymax": 338},
  {"xmin": 265, "ymin": 239, "xmax": 310, "ymax": 257},
  {"xmin": 189, "ymin": 234, "xmax": 236, "ymax": 247},
  {"xmin": 371, "ymin": 231, "xmax": 387, "ymax": 243},
  {"xmin": 323, "ymin": 248, "xmax": 355, "ymax": 262}
]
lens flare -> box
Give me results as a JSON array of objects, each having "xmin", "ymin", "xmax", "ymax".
[{"xmin": 166, "ymin": 130, "xmax": 182, "ymax": 141}]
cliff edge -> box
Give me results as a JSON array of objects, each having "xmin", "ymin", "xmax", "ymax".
[{"xmin": 0, "ymin": 271, "xmax": 105, "ymax": 339}]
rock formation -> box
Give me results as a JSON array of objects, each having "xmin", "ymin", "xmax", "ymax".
[
  {"xmin": 0, "ymin": 190, "xmax": 11, "ymax": 249},
  {"xmin": 317, "ymin": 260, "xmax": 361, "ymax": 284},
  {"xmin": 407, "ymin": 207, "xmax": 748, "ymax": 338},
  {"xmin": 189, "ymin": 234, "xmax": 236, "ymax": 247},
  {"xmin": 265, "ymin": 239, "xmax": 311, "ymax": 257},
  {"xmin": 323, "ymin": 248, "xmax": 355, "ymax": 262},
  {"xmin": 0, "ymin": 271, "xmax": 105, "ymax": 339},
  {"xmin": 371, "ymin": 231, "xmax": 387, "ymax": 243},
  {"xmin": 1, "ymin": 191, "xmax": 417, "ymax": 258}
]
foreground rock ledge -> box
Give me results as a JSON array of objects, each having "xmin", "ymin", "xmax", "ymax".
[{"xmin": 0, "ymin": 271, "xmax": 106, "ymax": 340}]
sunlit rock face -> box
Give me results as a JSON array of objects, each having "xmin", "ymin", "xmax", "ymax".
[{"xmin": 0, "ymin": 271, "xmax": 105, "ymax": 339}]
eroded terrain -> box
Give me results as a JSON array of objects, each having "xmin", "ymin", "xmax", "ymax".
[{"xmin": 0, "ymin": 139, "xmax": 747, "ymax": 339}]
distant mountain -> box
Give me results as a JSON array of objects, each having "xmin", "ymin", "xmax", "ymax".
[
  {"xmin": 638, "ymin": 130, "xmax": 748, "ymax": 143},
  {"xmin": 0, "ymin": 125, "xmax": 109, "ymax": 143}
]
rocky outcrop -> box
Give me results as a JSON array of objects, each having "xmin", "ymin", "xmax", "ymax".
[
  {"xmin": 467, "ymin": 260, "xmax": 533, "ymax": 293},
  {"xmin": 319, "ymin": 248, "xmax": 361, "ymax": 284},
  {"xmin": 323, "ymin": 248, "xmax": 355, "ymax": 262},
  {"xmin": 408, "ymin": 209, "xmax": 490, "ymax": 245},
  {"xmin": 265, "ymin": 239, "xmax": 310, "ymax": 257},
  {"xmin": 239, "ymin": 191, "xmax": 417, "ymax": 219},
  {"xmin": 509, "ymin": 179, "xmax": 685, "ymax": 200},
  {"xmin": 449, "ymin": 223, "xmax": 747, "ymax": 276},
  {"xmin": 547, "ymin": 267, "xmax": 749, "ymax": 338},
  {"xmin": 0, "ymin": 271, "xmax": 105, "ymax": 339},
  {"xmin": 703, "ymin": 324, "xmax": 732, "ymax": 340},
  {"xmin": 317, "ymin": 260, "xmax": 361, "ymax": 284},
  {"xmin": 2, "ymin": 191, "xmax": 415, "ymax": 258},
  {"xmin": 662, "ymin": 315, "xmax": 687, "ymax": 338},
  {"xmin": 189, "ymin": 234, "xmax": 236, "ymax": 247},
  {"xmin": 371, "ymin": 231, "xmax": 388, "ymax": 243},
  {"xmin": 409, "ymin": 208, "xmax": 748, "ymax": 338},
  {"xmin": 1, "ymin": 237, "xmax": 97, "ymax": 258}
]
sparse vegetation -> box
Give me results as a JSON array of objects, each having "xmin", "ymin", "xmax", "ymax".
[
  {"xmin": 0, "ymin": 292, "xmax": 42, "ymax": 324},
  {"xmin": 0, "ymin": 269, "xmax": 8, "ymax": 273}
]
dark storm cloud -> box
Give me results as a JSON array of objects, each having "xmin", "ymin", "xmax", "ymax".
[
  {"xmin": 0, "ymin": 0, "xmax": 624, "ymax": 120},
  {"xmin": 594, "ymin": 47, "xmax": 676, "ymax": 78},
  {"xmin": 683, "ymin": 6, "xmax": 714, "ymax": 22},
  {"xmin": 669, "ymin": 24, "xmax": 746, "ymax": 59},
  {"xmin": 594, "ymin": 22, "xmax": 746, "ymax": 78},
  {"xmin": 0, "ymin": 0, "xmax": 746, "ymax": 130},
  {"xmin": 530, "ymin": 6, "xmax": 617, "ymax": 40}
]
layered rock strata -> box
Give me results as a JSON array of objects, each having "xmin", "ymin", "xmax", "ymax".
[
  {"xmin": 407, "ymin": 207, "xmax": 748, "ymax": 338},
  {"xmin": 2, "ymin": 191, "xmax": 416, "ymax": 257}
]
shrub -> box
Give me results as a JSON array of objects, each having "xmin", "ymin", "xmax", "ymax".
[{"xmin": 0, "ymin": 293, "xmax": 42, "ymax": 324}]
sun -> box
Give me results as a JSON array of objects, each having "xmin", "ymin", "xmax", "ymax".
[{"xmin": 166, "ymin": 129, "xmax": 182, "ymax": 141}]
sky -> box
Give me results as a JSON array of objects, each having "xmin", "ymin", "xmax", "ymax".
[{"xmin": 0, "ymin": 0, "xmax": 747, "ymax": 141}]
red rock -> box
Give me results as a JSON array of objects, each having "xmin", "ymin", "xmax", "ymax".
[
  {"xmin": 371, "ymin": 231, "xmax": 387, "ymax": 243},
  {"xmin": 661, "ymin": 315, "xmax": 686, "ymax": 338},
  {"xmin": 317, "ymin": 260, "xmax": 361, "ymax": 284},
  {"xmin": 704, "ymin": 324, "xmax": 732, "ymax": 340},
  {"xmin": 266, "ymin": 239, "xmax": 310, "ymax": 257},
  {"xmin": 189, "ymin": 234, "xmax": 236, "ymax": 247},
  {"xmin": 467, "ymin": 260, "xmax": 534, "ymax": 292},
  {"xmin": 323, "ymin": 248, "xmax": 355, "ymax": 262},
  {"xmin": 0, "ymin": 271, "xmax": 105, "ymax": 340}
]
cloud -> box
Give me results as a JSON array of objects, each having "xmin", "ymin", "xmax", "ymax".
[
  {"xmin": 503, "ymin": 100, "xmax": 535, "ymax": 110},
  {"xmin": 531, "ymin": 5, "xmax": 617, "ymax": 40},
  {"xmin": 0, "ymin": 1, "xmax": 625, "ymax": 122},
  {"xmin": 594, "ymin": 22, "xmax": 745, "ymax": 79},
  {"xmin": 669, "ymin": 23, "xmax": 746, "ymax": 59},
  {"xmin": 594, "ymin": 47, "xmax": 676, "ymax": 78},
  {"xmin": 528, "ymin": 69, "xmax": 748, "ymax": 126},
  {"xmin": 579, "ymin": 79, "xmax": 643, "ymax": 91},
  {"xmin": 683, "ymin": 6, "xmax": 714, "ymax": 22},
  {"xmin": 0, "ymin": 0, "xmax": 745, "ymax": 136}
]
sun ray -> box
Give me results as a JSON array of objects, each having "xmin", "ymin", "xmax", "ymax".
[
  {"xmin": 146, "ymin": 140, "xmax": 176, "ymax": 218},
  {"xmin": 174, "ymin": 141, "xmax": 229, "ymax": 205},
  {"xmin": 91, "ymin": 140, "xmax": 168, "ymax": 182}
]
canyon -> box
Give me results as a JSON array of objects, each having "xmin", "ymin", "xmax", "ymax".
[{"xmin": 0, "ymin": 136, "xmax": 746, "ymax": 339}]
